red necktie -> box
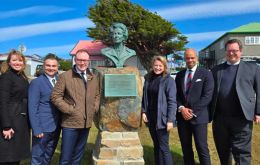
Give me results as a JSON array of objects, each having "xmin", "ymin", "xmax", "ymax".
[{"xmin": 185, "ymin": 70, "xmax": 192, "ymax": 96}]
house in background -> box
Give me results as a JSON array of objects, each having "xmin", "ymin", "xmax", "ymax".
[
  {"xmin": 70, "ymin": 40, "xmax": 107, "ymax": 68},
  {"xmin": 199, "ymin": 23, "xmax": 260, "ymax": 68},
  {"xmin": 70, "ymin": 40, "xmax": 145, "ymax": 71},
  {"xmin": 0, "ymin": 53, "xmax": 43, "ymax": 77}
]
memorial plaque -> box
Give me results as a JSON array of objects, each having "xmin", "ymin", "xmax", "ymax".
[{"xmin": 104, "ymin": 74, "xmax": 137, "ymax": 97}]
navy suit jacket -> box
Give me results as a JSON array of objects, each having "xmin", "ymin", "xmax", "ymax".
[
  {"xmin": 210, "ymin": 61, "xmax": 260, "ymax": 121},
  {"xmin": 28, "ymin": 74, "xmax": 60, "ymax": 136},
  {"xmin": 175, "ymin": 67, "xmax": 214, "ymax": 124}
]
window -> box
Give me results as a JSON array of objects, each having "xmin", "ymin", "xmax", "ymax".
[
  {"xmin": 220, "ymin": 40, "xmax": 224, "ymax": 49},
  {"xmin": 245, "ymin": 36, "xmax": 260, "ymax": 45}
]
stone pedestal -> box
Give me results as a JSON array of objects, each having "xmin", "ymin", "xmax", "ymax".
[
  {"xmin": 93, "ymin": 66, "xmax": 144, "ymax": 164},
  {"xmin": 94, "ymin": 66, "xmax": 143, "ymax": 132},
  {"xmin": 93, "ymin": 131, "xmax": 144, "ymax": 165}
]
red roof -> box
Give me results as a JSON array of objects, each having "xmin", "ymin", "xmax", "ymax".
[{"xmin": 70, "ymin": 40, "xmax": 107, "ymax": 61}]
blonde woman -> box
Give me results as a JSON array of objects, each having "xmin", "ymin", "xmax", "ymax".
[
  {"xmin": 142, "ymin": 56, "xmax": 177, "ymax": 165},
  {"xmin": 0, "ymin": 50, "xmax": 30, "ymax": 165}
]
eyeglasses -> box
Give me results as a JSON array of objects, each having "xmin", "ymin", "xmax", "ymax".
[{"xmin": 226, "ymin": 49, "xmax": 240, "ymax": 53}]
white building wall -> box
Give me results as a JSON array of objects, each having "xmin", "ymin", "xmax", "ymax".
[
  {"xmin": 25, "ymin": 58, "xmax": 43, "ymax": 77},
  {"xmin": 0, "ymin": 55, "xmax": 43, "ymax": 77}
]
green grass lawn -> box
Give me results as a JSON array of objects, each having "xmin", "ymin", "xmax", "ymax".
[{"xmin": 21, "ymin": 123, "xmax": 260, "ymax": 165}]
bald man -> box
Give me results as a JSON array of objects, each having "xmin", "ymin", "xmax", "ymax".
[{"xmin": 175, "ymin": 48, "xmax": 214, "ymax": 165}]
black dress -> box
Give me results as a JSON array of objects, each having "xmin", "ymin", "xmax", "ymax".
[{"xmin": 0, "ymin": 69, "xmax": 30, "ymax": 162}]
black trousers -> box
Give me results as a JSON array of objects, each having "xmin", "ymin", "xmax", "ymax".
[
  {"xmin": 213, "ymin": 115, "xmax": 253, "ymax": 165},
  {"xmin": 177, "ymin": 120, "xmax": 211, "ymax": 165},
  {"xmin": 148, "ymin": 120, "xmax": 173, "ymax": 165}
]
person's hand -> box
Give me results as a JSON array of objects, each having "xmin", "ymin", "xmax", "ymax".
[
  {"xmin": 142, "ymin": 113, "xmax": 148, "ymax": 123},
  {"xmin": 181, "ymin": 107, "xmax": 193, "ymax": 120},
  {"xmin": 36, "ymin": 133, "xmax": 44, "ymax": 138},
  {"xmin": 167, "ymin": 122, "xmax": 173, "ymax": 131},
  {"xmin": 254, "ymin": 115, "xmax": 260, "ymax": 124},
  {"xmin": 2, "ymin": 128, "xmax": 15, "ymax": 140}
]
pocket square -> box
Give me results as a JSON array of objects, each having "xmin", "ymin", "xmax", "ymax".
[{"xmin": 195, "ymin": 79, "xmax": 202, "ymax": 82}]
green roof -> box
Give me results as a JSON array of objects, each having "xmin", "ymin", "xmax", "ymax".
[
  {"xmin": 200, "ymin": 22, "xmax": 260, "ymax": 51},
  {"xmin": 230, "ymin": 23, "xmax": 260, "ymax": 33}
]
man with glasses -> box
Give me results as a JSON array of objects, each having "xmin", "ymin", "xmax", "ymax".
[
  {"xmin": 210, "ymin": 39, "xmax": 260, "ymax": 164},
  {"xmin": 51, "ymin": 49, "xmax": 100, "ymax": 165}
]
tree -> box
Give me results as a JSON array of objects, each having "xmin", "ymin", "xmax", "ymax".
[
  {"xmin": 59, "ymin": 60, "xmax": 72, "ymax": 71},
  {"xmin": 87, "ymin": 0, "xmax": 188, "ymax": 71}
]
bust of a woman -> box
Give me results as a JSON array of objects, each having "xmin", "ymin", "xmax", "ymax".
[{"xmin": 101, "ymin": 23, "xmax": 136, "ymax": 68}]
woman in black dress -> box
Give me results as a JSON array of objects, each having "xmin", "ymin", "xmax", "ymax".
[{"xmin": 0, "ymin": 50, "xmax": 30, "ymax": 165}]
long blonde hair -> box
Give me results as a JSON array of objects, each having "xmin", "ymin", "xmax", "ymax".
[
  {"xmin": 5, "ymin": 49, "xmax": 27, "ymax": 79},
  {"xmin": 0, "ymin": 61, "xmax": 8, "ymax": 74}
]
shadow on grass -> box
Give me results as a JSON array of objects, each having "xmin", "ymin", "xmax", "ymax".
[
  {"xmin": 21, "ymin": 143, "xmax": 201, "ymax": 165},
  {"xmin": 143, "ymin": 145, "xmax": 183, "ymax": 165}
]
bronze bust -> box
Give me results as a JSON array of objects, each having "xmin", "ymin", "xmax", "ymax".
[{"xmin": 101, "ymin": 23, "xmax": 136, "ymax": 68}]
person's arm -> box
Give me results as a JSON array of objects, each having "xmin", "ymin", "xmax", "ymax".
[
  {"xmin": 28, "ymin": 79, "xmax": 43, "ymax": 136},
  {"xmin": 0, "ymin": 74, "xmax": 13, "ymax": 129},
  {"xmin": 165, "ymin": 77, "xmax": 177, "ymax": 123},
  {"xmin": 0, "ymin": 74, "xmax": 15, "ymax": 139},
  {"xmin": 254, "ymin": 66, "xmax": 260, "ymax": 123},
  {"xmin": 51, "ymin": 73, "xmax": 74, "ymax": 114},
  {"xmin": 94, "ymin": 74, "xmax": 101, "ymax": 112},
  {"xmin": 141, "ymin": 80, "xmax": 148, "ymax": 123}
]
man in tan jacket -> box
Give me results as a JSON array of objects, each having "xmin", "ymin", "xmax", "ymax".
[{"xmin": 51, "ymin": 49, "xmax": 100, "ymax": 165}]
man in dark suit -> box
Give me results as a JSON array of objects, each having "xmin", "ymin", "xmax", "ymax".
[
  {"xmin": 28, "ymin": 54, "xmax": 60, "ymax": 165},
  {"xmin": 210, "ymin": 39, "xmax": 260, "ymax": 165},
  {"xmin": 175, "ymin": 48, "xmax": 214, "ymax": 165}
]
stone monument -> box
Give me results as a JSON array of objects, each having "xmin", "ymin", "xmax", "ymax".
[{"xmin": 93, "ymin": 23, "xmax": 144, "ymax": 165}]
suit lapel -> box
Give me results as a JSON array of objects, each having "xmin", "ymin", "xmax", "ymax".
[
  {"xmin": 43, "ymin": 74, "xmax": 53, "ymax": 89},
  {"xmin": 180, "ymin": 71, "xmax": 186, "ymax": 96},
  {"xmin": 235, "ymin": 61, "xmax": 243, "ymax": 86},
  {"xmin": 215, "ymin": 63, "xmax": 224, "ymax": 91},
  {"xmin": 189, "ymin": 68, "xmax": 200, "ymax": 94}
]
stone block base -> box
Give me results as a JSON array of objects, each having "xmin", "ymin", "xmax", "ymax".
[{"xmin": 93, "ymin": 131, "xmax": 145, "ymax": 165}]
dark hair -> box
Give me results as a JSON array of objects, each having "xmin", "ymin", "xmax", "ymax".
[
  {"xmin": 225, "ymin": 39, "xmax": 243, "ymax": 50},
  {"xmin": 6, "ymin": 49, "xmax": 27, "ymax": 79},
  {"xmin": 44, "ymin": 53, "xmax": 59, "ymax": 62}
]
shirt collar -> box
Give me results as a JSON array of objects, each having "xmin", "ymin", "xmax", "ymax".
[
  {"xmin": 187, "ymin": 64, "xmax": 197, "ymax": 72},
  {"xmin": 75, "ymin": 66, "xmax": 86, "ymax": 75},
  {"xmin": 227, "ymin": 60, "xmax": 240, "ymax": 65},
  {"xmin": 45, "ymin": 73, "xmax": 56, "ymax": 82}
]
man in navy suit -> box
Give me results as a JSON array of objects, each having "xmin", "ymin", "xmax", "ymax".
[
  {"xmin": 210, "ymin": 39, "xmax": 260, "ymax": 165},
  {"xmin": 29, "ymin": 54, "xmax": 60, "ymax": 165},
  {"xmin": 175, "ymin": 48, "xmax": 214, "ymax": 165}
]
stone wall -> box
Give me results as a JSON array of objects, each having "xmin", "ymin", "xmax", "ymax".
[{"xmin": 93, "ymin": 131, "xmax": 144, "ymax": 165}]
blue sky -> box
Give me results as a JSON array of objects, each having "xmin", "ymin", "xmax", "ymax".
[{"xmin": 1, "ymin": 0, "xmax": 260, "ymax": 59}]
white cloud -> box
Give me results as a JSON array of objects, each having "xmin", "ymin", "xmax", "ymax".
[
  {"xmin": 154, "ymin": 0, "xmax": 260, "ymax": 20},
  {"xmin": 26, "ymin": 44, "xmax": 75, "ymax": 58},
  {"xmin": 0, "ymin": 6, "xmax": 74, "ymax": 19},
  {"xmin": 185, "ymin": 30, "xmax": 226, "ymax": 42},
  {"xmin": 0, "ymin": 18, "xmax": 94, "ymax": 42}
]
